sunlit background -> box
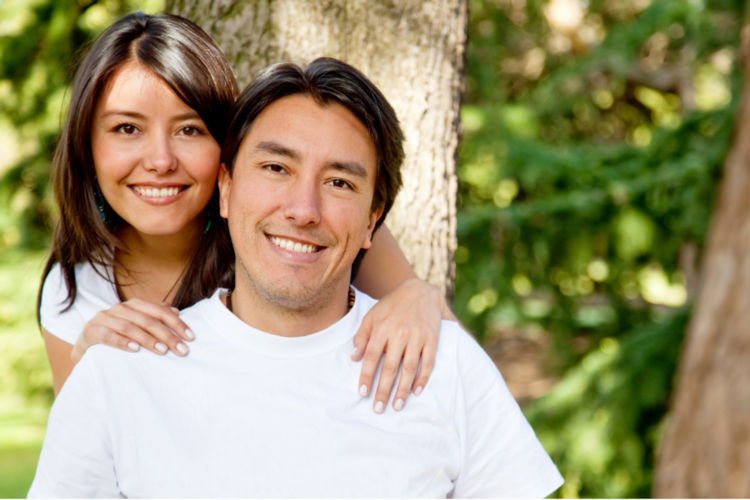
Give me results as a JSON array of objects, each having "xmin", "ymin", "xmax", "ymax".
[{"xmin": 0, "ymin": 0, "xmax": 743, "ymax": 496}]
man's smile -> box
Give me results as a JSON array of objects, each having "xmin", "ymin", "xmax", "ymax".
[{"xmin": 268, "ymin": 235, "xmax": 324, "ymax": 254}]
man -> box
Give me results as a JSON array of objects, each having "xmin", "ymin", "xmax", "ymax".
[{"xmin": 29, "ymin": 58, "xmax": 563, "ymax": 497}]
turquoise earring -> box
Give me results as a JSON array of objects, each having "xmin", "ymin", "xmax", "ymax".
[{"xmin": 94, "ymin": 186, "xmax": 107, "ymax": 222}]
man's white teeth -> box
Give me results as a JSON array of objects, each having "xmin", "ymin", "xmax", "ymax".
[
  {"xmin": 133, "ymin": 186, "xmax": 180, "ymax": 198},
  {"xmin": 270, "ymin": 236, "xmax": 317, "ymax": 254}
]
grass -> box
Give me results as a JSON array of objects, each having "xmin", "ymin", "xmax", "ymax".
[{"xmin": 0, "ymin": 247, "xmax": 51, "ymax": 497}]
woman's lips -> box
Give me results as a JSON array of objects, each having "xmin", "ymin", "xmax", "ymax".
[{"xmin": 129, "ymin": 184, "xmax": 186, "ymax": 204}]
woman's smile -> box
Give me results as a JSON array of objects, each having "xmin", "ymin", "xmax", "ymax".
[{"xmin": 91, "ymin": 60, "xmax": 220, "ymax": 238}]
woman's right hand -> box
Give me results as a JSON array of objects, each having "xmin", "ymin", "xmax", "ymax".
[{"xmin": 71, "ymin": 298, "xmax": 194, "ymax": 364}]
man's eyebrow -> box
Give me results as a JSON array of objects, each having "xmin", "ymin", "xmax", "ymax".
[
  {"xmin": 255, "ymin": 140, "xmax": 368, "ymax": 178},
  {"xmin": 255, "ymin": 141, "xmax": 300, "ymax": 160},
  {"xmin": 329, "ymin": 161, "xmax": 368, "ymax": 179}
]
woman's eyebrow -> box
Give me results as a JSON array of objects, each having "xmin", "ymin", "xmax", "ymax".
[{"xmin": 98, "ymin": 110, "xmax": 201, "ymax": 121}]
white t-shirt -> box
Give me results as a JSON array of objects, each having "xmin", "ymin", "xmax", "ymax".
[
  {"xmin": 39, "ymin": 262, "xmax": 120, "ymax": 344},
  {"xmin": 29, "ymin": 288, "xmax": 563, "ymax": 498}
]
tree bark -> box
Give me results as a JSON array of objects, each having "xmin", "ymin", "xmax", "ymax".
[
  {"xmin": 167, "ymin": 0, "xmax": 467, "ymax": 294},
  {"xmin": 654, "ymin": 23, "xmax": 750, "ymax": 498}
]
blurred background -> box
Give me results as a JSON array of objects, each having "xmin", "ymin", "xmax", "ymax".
[{"xmin": 0, "ymin": 0, "xmax": 744, "ymax": 496}]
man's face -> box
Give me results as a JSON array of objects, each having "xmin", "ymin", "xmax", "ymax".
[{"xmin": 219, "ymin": 94, "xmax": 382, "ymax": 315}]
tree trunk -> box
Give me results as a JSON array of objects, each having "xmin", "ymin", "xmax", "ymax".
[
  {"xmin": 166, "ymin": 0, "xmax": 467, "ymax": 295},
  {"xmin": 654, "ymin": 23, "xmax": 750, "ymax": 498}
]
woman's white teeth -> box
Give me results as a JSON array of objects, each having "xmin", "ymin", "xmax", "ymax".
[
  {"xmin": 134, "ymin": 186, "xmax": 180, "ymax": 198},
  {"xmin": 270, "ymin": 236, "xmax": 317, "ymax": 254}
]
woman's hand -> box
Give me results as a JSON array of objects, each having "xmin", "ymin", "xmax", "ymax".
[
  {"xmin": 70, "ymin": 298, "xmax": 194, "ymax": 364},
  {"xmin": 351, "ymin": 278, "xmax": 455, "ymax": 413}
]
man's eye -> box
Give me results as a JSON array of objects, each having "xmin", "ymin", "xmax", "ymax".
[
  {"xmin": 114, "ymin": 123, "xmax": 138, "ymax": 135},
  {"xmin": 263, "ymin": 163, "xmax": 286, "ymax": 174},
  {"xmin": 328, "ymin": 178, "xmax": 354, "ymax": 190}
]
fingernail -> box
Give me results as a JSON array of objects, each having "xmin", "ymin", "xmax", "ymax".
[
  {"xmin": 374, "ymin": 401, "xmax": 384, "ymax": 414},
  {"xmin": 394, "ymin": 398, "xmax": 404, "ymax": 411},
  {"xmin": 351, "ymin": 346, "xmax": 359, "ymax": 357},
  {"xmin": 171, "ymin": 307, "xmax": 180, "ymax": 313},
  {"xmin": 359, "ymin": 384, "xmax": 369, "ymax": 397},
  {"xmin": 414, "ymin": 386, "xmax": 423, "ymax": 396},
  {"xmin": 155, "ymin": 342, "xmax": 168, "ymax": 354},
  {"xmin": 127, "ymin": 341, "xmax": 139, "ymax": 352},
  {"xmin": 184, "ymin": 328, "xmax": 195, "ymax": 341},
  {"xmin": 176, "ymin": 343, "xmax": 189, "ymax": 355}
]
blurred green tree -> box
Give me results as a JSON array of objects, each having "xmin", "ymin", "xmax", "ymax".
[
  {"xmin": 458, "ymin": 0, "xmax": 744, "ymax": 496},
  {"xmin": 655, "ymin": 12, "xmax": 750, "ymax": 495}
]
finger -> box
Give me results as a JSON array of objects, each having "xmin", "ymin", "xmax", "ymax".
[
  {"xmin": 412, "ymin": 336, "xmax": 438, "ymax": 395},
  {"xmin": 100, "ymin": 306, "xmax": 189, "ymax": 356},
  {"xmin": 357, "ymin": 335, "xmax": 387, "ymax": 398},
  {"xmin": 122, "ymin": 299, "xmax": 194, "ymax": 341},
  {"xmin": 392, "ymin": 343, "xmax": 421, "ymax": 411},
  {"xmin": 372, "ymin": 339, "xmax": 408, "ymax": 414},
  {"xmin": 72, "ymin": 332, "xmax": 136, "ymax": 365},
  {"xmin": 351, "ymin": 314, "xmax": 373, "ymax": 361},
  {"xmin": 75, "ymin": 317, "xmax": 144, "ymax": 363}
]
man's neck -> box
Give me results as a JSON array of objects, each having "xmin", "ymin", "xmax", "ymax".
[{"xmin": 225, "ymin": 282, "xmax": 353, "ymax": 337}]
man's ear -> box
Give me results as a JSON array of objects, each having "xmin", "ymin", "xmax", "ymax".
[
  {"xmin": 218, "ymin": 163, "xmax": 232, "ymax": 219},
  {"xmin": 361, "ymin": 204, "xmax": 385, "ymax": 250}
]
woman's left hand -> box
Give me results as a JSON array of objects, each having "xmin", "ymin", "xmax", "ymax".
[{"xmin": 352, "ymin": 278, "xmax": 455, "ymax": 413}]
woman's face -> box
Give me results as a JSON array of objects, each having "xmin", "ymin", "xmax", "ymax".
[{"xmin": 91, "ymin": 60, "xmax": 220, "ymax": 240}]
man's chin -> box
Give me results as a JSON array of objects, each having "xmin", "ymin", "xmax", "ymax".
[{"xmin": 253, "ymin": 279, "xmax": 349, "ymax": 314}]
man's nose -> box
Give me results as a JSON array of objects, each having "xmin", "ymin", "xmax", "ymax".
[
  {"xmin": 143, "ymin": 133, "xmax": 177, "ymax": 174},
  {"xmin": 283, "ymin": 178, "xmax": 321, "ymax": 226}
]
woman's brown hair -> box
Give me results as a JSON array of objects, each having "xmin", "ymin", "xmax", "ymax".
[{"xmin": 37, "ymin": 12, "xmax": 239, "ymax": 323}]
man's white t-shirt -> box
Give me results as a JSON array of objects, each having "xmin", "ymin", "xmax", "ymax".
[
  {"xmin": 31, "ymin": 286, "xmax": 563, "ymax": 497},
  {"xmin": 39, "ymin": 262, "xmax": 120, "ymax": 344}
]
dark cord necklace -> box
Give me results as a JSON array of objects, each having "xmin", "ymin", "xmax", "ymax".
[{"xmin": 225, "ymin": 288, "xmax": 356, "ymax": 313}]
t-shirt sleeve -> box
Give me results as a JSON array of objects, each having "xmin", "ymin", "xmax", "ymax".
[
  {"xmin": 449, "ymin": 325, "xmax": 564, "ymax": 498},
  {"xmin": 27, "ymin": 353, "xmax": 120, "ymax": 498},
  {"xmin": 39, "ymin": 263, "xmax": 86, "ymax": 345}
]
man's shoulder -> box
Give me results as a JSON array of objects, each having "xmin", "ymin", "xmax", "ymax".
[
  {"xmin": 355, "ymin": 289, "xmax": 498, "ymax": 385},
  {"xmin": 179, "ymin": 289, "xmax": 221, "ymax": 322}
]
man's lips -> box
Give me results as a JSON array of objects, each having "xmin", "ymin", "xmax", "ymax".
[{"xmin": 268, "ymin": 235, "xmax": 323, "ymax": 254}]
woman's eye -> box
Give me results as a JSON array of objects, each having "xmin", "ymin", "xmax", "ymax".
[
  {"xmin": 181, "ymin": 126, "xmax": 204, "ymax": 136},
  {"xmin": 114, "ymin": 123, "xmax": 138, "ymax": 135}
]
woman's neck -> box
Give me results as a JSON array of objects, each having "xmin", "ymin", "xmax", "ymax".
[{"xmin": 114, "ymin": 222, "xmax": 201, "ymax": 304}]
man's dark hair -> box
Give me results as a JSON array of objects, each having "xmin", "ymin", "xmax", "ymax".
[{"xmin": 222, "ymin": 57, "xmax": 404, "ymax": 234}]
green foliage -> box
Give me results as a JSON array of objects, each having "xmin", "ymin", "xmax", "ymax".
[
  {"xmin": 528, "ymin": 307, "xmax": 689, "ymax": 497},
  {"xmin": 458, "ymin": 0, "xmax": 744, "ymax": 496},
  {"xmin": 0, "ymin": 247, "xmax": 52, "ymax": 495},
  {"xmin": 0, "ymin": 248, "xmax": 52, "ymax": 405}
]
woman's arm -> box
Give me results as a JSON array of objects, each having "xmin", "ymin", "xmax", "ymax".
[
  {"xmin": 353, "ymin": 225, "xmax": 417, "ymax": 298},
  {"xmin": 43, "ymin": 299, "xmax": 193, "ymax": 396},
  {"xmin": 43, "ymin": 330, "xmax": 76, "ymax": 396},
  {"xmin": 352, "ymin": 225, "xmax": 456, "ymax": 413}
]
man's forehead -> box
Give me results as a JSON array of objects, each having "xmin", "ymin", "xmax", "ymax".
[{"xmin": 238, "ymin": 94, "xmax": 377, "ymax": 174}]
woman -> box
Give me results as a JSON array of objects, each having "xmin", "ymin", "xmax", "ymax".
[{"xmin": 38, "ymin": 12, "xmax": 452, "ymax": 413}]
